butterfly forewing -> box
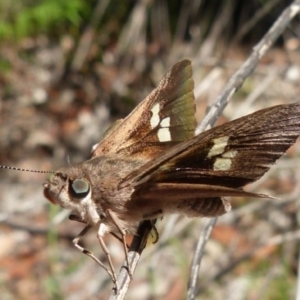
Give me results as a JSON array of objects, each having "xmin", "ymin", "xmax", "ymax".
[
  {"xmin": 121, "ymin": 103, "xmax": 300, "ymax": 191},
  {"xmin": 91, "ymin": 60, "xmax": 196, "ymax": 160}
]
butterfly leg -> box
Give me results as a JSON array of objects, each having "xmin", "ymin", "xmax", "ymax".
[
  {"xmin": 150, "ymin": 220, "xmax": 159, "ymax": 244},
  {"xmin": 96, "ymin": 222, "xmax": 120, "ymax": 287},
  {"xmin": 106, "ymin": 209, "xmax": 133, "ymax": 279},
  {"xmin": 69, "ymin": 214, "xmax": 86, "ymax": 224},
  {"xmin": 109, "ymin": 232, "xmax": 130, "ymax": 249},
  {"xmin": 73, "ymin": 224, "xmax": 118, "ymax": 289},
  {"xmin": 69, "ymin": 214, "xmax": 129, "ymax": 248}
]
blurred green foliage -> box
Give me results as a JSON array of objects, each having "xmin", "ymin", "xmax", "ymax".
[
  {"xmin": 0, "ymin": 0, "xmax": 92, "ymax": 40},
  {"xmin": 0, "ymin": 0, "xmax": 291, "ymax": 43}
]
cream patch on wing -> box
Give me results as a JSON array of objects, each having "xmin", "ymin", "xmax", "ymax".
[
  {"xmin": 160, "ymin": 117, "xmax": 170, "ymax": 127},
  {"xmin": 158, "ymin": 128, "xmax": 171, "ymax": 142},
  {"xmin": 207, "ymin": 136, "xmax": 229, "ymax": 157},
  {"xmin": 150, "ymin": 103, "xmax": 172, "ymax": 142},
  {"xmin": 213, "ymin": 149, "xmax": 238, "ymax": 171},
  {"xmin": 214, "ymin": 158, "xmax": 232, "ymax": 171},
  {"xmin": 150, "ymin": 103, "xmax": 160, "ymax": 129}
]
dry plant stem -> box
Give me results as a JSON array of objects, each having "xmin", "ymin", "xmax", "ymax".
[
  {"xmin": 108, "ymin": 220, "xmax": 154, "ymax": 300},
  {"xmin": 108, "ymin": 1, "xmax": 300, "ymax": 298},
  {"xmin": 231, "ymin": 72, "xmax": 276, "ymax": 119},
  {"xmin": 195, "ymin": 0, "xmax": 300, "ymax": 135},
  {"xmin": 233, "ymin": 0, "xmax": 282, "ymax": 44},
  {"xmin": 187, "ymin": 218, "xmax": 217, "ymax": 300}
]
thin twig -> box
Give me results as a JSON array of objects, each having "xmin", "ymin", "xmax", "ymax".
[
  {"xmin": 232, "ymin": 0, "xmax": 282, "ymax": 44},
  {"xmin": 231, "ymin": 72, "xmax": 276, "ymax": 119},
  {"xmin": 195, "ymin": 0, "xmax": 300, "ymax": 135},
  {"xmin": 187, "ymin": 218, "xmax": 217, "ymax": 300},
  {"xmin": 108, "ymin": 220, "xmax": 154, "ymax": 300}
]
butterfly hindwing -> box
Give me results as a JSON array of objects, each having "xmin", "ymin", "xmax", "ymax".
[
  {"xmin": 130, "ymin": 181, "xmax": 271, "ymax": 217},
  {"xmin": 128, "ymin": 194, "xmax": 231, "ymax": 218},
  {"xmin": 91, "ymin": 60, "xmax": 196, "ymax": 160},
  {"xmin": 176, "ymin": 197, "xmax": 231, "ymax": 217}
]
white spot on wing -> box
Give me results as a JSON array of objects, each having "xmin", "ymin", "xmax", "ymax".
[
  {"xmin": 214, "ymin": 158, "xmax": 232, "ymax": 171},
  {"xmin": 150, "ymin": 103, "xmax": 160, "ymax": 129},
  {"xmin": 208, "ymin": 136, "xmax": 229, "ymax": 157},
  {"xmin": 160, "ymin": 117, "xmax": 170, "ymax": 127},
  {"xmin": 222, "ymin": 150, "xmax": 238, "ymax": 158},
  {"xmin": 158, "ymin": 128, "xmax": 171, "ymax": 142}
]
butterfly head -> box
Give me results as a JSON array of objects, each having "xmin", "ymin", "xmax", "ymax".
[{"xmin": 43, "ymin": 165, "xmax": 103, "ymax": 224}]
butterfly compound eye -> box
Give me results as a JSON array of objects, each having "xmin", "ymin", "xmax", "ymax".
[{"xmin": 70, "ymin": 178, "xmax": 90, "ymax": 199}]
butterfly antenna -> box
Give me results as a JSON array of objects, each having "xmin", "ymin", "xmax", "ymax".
[{"xmin": 0, "ymin": 165, "xmax": 54, "ymax": 174}]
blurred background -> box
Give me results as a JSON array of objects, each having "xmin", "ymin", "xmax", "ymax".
[{"xmin": 0, "ymin": 0, "xmax": 300, "ymax": 299}]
